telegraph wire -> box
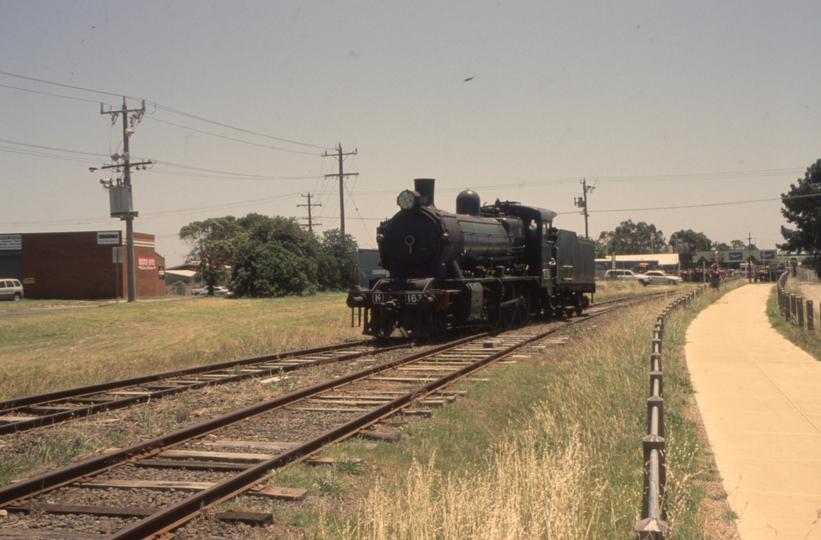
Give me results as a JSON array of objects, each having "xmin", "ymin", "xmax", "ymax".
[
  {"xmin": 151, "ymin": 104, "xmax": 333, "ymax": 151},
  {"xmin": 0, "ymin": 138, "xmax": 109, "ymax": 158},
  {"xmin": 0, "ymin": 69, "xmax": 123, "ymax": 99},
  {"xmin": 0, "ymin": 70, "xmax": 334, "ymax": 152},
  {"xmin": 143, "ymin": 116, "xmax": 324, "ymax": 156},
  {"xmin": 0, "ymin": 82, "xmax": 103, "ymax": 104},
  {"xmin": 151, "ymin": 160, "xmax": 323, "ymax": 180},
  {"xmin": 0, "ymin": 145, "xmax": 105, "ymax": 164},
  {"xmin": 0, "ymin": 192, "xmax": 305, "ymax": 228},
  {"xmin": 555, "ymin": 192, "xmax": 821, "ymax": 215},
  {"xmin": 0, "ymin": 137, "xmax": 321, "ymax": 181}
]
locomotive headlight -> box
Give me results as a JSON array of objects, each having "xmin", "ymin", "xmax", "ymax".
[{"xmin": 397, "ymin": 190, "xmax": 420, "ymax": 211}]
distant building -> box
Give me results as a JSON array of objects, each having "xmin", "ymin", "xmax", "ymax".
[
  {"xmin": 0, "ymin": 231, "xmax": 165, "ymax": 299},
  {"xmin": 691, "ymin": 248, "xmax": 777, "ymax": 267},
  {"xmin": 164, "ymin": 264, "xmax": 198, "ymax": 286}
]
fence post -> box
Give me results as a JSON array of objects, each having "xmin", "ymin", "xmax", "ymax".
[
  {"xmin": 808, "ymin": 300, "xmax": 814, "ymax": 332},
  {"xmin": 790, "ymin": 294, "xmax": 796, "ymax": 323},
  {"xmin": 797, "ymin": 296, "xmax": 804, "ymax": 329}
]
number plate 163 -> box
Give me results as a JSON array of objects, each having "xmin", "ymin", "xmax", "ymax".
[{"xmin": 405, "ymin": 293, "xmax": 422, "ymax": 304}]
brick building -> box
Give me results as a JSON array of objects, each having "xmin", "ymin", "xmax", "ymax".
[{"xmin": 0, "ymin": 231, "xmax": 165, "ymax": 300}]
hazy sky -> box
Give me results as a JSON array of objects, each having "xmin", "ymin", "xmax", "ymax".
[{"xmin": 1, "ymin": 1, "xmax": 819, "ymax": 266}]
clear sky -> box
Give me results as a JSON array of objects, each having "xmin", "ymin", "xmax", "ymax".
[{"xmin": 1, "ymin": 1, "xmax": 819, "ymax": 266}]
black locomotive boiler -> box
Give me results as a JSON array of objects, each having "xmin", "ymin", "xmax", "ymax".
[{"xmin": 347, "ymin": 178, "xmax": 596, "ymax": 338}]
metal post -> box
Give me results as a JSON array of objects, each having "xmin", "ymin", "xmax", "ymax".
[
  {"xmin": 807, "ymin": 300, "xmax": 814, "ymax": 332},
  {"xmin": 798, "ymin": 296, "xmax": 804, "ymax": 329}
]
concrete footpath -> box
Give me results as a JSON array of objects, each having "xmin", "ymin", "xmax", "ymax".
[{"xmin": 686, "ymin": 284, "xmax": 821, "ymax": 539}]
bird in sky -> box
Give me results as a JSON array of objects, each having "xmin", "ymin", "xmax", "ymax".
[{"xmin": 463, "ymin": 76, "xmax": 474, "ymax": 82}]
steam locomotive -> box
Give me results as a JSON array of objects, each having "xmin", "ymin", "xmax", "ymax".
[{"xmin": 347, "ymin": 178, "xmax": 596, "ymax": 338}]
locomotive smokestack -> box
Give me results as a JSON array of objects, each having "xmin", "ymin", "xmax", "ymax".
[{"xmin": 414, "ymin": 178, "xmax": 435, "ymax": 207}]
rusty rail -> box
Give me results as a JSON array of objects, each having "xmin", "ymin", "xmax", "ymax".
[{"xmin": 635, "ymin": 283, "xmax": 709, "ymax": 539}]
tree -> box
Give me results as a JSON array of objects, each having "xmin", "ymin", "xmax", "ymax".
[
  {"xmin": 712, "ymin": 242, "xmax": 730, "ymax": 251},
  {"xmin": 779, "ymin": 159, "xmax": 821, "ymax": 272},
  {"xmin": 668, "ymin": 230, "xmax": 712, "ymax": 252},
  {"xmin": 730, "ymin": 239, "xmax": 746, "ymax": 250},
  {"xmin": 599, "ymin": 220, "xmax": 665, "ymax": 255},
  {"xmin": 179, "ymin": 217, "xmax": 244, "ymax": 295},
  {"xmin": 319, "ymin": 229, "xmax": 362, "ymax": 290},
  {"xmin": 230, "ymin": 215, "xmax": 321, "ymax": 297},
  {"xmin": 231, "ymin": 239, "xmax": 310, "ymax": 297}
]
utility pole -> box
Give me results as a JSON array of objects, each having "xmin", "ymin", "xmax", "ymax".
[
  {"xmin": 297, "ymin": 193, "xmax": 322, "ymax": 234},
  {"xmin": 97, "ymin": 97, "xmax": 149, "ymax": 303},
  {"xmin": 323, "ymin": 144, "xmax": 358, "ymax": 235},
  {"xmin": 574, "ymin": 178, "xmax": 596, "ymax": 239}
]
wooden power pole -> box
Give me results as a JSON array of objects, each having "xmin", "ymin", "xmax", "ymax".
[{"xmin": 322, "ymin": 144, "xmax": 358, "ymax": 235}]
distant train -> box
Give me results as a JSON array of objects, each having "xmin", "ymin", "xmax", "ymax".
[{"xmin": 347, "ymin": 178, "xmax": 596, "ymax": 338}]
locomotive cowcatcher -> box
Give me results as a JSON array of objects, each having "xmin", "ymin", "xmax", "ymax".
[{"xmin": 347, "ymin": 178, "xmax": 596, "ymax": 338}]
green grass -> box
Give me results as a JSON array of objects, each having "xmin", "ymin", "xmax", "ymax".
[{"xmin": 0, "ymin": 293, "xmax": 361, "ymax": 400}]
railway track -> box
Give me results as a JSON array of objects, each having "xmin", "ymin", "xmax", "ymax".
[
  {"xmin": 0, "ymin": 289, "xmax": 674, "ymax": 437},
  {"xmin": 0, "ymin": 307, "xmax": 620, "ymax": 539},
  {"xmin": 0, "ymin": 341, "xmax": 412, "ymax": 435}
]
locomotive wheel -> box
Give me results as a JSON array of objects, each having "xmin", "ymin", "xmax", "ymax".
[
  {"xmin": 515, "ymin": 284, "xmax": 530, "ymax": 326},
  {"xmin": 574, "ymin": 294, "xmax": 587, "ymax": 316},
  {"xmin": 484, "ymin": 285, "xmax": 501, "ymax": 330}
]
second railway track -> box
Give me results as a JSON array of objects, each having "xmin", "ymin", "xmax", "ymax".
[{"xmin": 0, "ymin": 290, "xmax": 671, "ymax": 437}]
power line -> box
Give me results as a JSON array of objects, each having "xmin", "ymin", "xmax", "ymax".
[
  {"xmin": 0, "ymin": 137, "xmax": 321, "ymax": 181},
  {"xmin": 0, "ymin": 82, "xmax": 104, "ymax": 104},
  {"xmin": 0, "ymin": 138, "xmax": 109, "ymax": 158},
  {"xmin": 557, "ymin": 192, "xmax": 821, "ymax": 215},
  {"xmin": 143, "ymin": 116, "xmax": 324, "ymax": 156},
  {"xmin": 0, "ymin": 192, "xmax": 305, "ymax": 227},
  {"xmin": 0, "ymin": 70, "xmax": 334, "ymax": 152},
  {"xmin": 151, "ymin": 104, "xmax": 333, "ymax": 151},
  {"xmin": 0, "ymin": 69, "xmax": 124, "ymax": 98}
]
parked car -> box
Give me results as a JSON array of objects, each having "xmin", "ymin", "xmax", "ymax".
[
  {"xmin": 604, "ymin": 269, "xmax": 649, "ymax": 285},
  {"xmin": 0, "ymin": 278, "xmax": 24, "ymax": 301},
  {"xmin": 191, "ymin": 285, "xmax": 230, "ymax": 296},
  {"xmin": 643, "ymin": 270, "xmax": 683, "ymax": 285}
]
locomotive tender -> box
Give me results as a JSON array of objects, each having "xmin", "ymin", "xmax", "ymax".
[{"xmin": 347, "ymin": 178, "xmax": 596, "ymax": 338}]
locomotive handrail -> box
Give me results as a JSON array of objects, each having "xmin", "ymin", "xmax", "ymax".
[{"xmin": 635, "ymin": 282, "xmax": 710, "ymax": 539}]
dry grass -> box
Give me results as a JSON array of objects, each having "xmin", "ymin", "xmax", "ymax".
[
  {"xmin": 323, "ymin": 409, "xmax": 597, "ymax": 540},
  {"xmin": 594, "ymin": 279, "xmax": 695, "ymax": 303},
  {"xmin": 0, "ymin": 294, "xmax": 360, "ymax": 400}
]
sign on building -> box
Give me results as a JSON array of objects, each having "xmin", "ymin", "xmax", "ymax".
[
  {"xmin": 0, "ymin": 234, "xmax": 22, "ymax": 251},
  {"xmin": 97, "ymin": 231, "xmax": 121, "ymax": 245},
  {"xmin": 761, "ymin": 250, "xmax": 776, "ymax": 260}
]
